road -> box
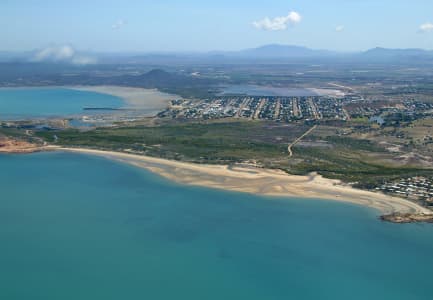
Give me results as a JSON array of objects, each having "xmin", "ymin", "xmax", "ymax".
[
  {"xmin": 253, "ymin": 98, "xmax": 266, "ymax": 119},
  {"xmin": 288, "ymin": 125, "xmax": 317, "ymax": 157}
]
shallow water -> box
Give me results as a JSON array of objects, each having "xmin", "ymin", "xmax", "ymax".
[
  {"xmin": 220, "ymin": 85, "xmax": 318, "ymax": 97},
  {"xmin": 0, "ymin": 88, "xmax": 123, "ymax": 120},
  {"xmin": 1, "ymin": 152, "xmax": 433, "ymax": 300}
]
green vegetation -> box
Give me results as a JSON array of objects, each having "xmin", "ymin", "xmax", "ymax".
[
  {"xmin": 0, "ymin": 128, "xmax": 29, "ymax": 138},
  {"xmin": 324, "ymin": 136, "xmax": 387, "ymax": 152},
  {"xmin": 32, "ymin": 120, "xmax": 433, "ymax": 189},
  {"xmin": 36, "ymin": 121, "xmax": 296, "ymax": 164},
  {"xmin": 291, "ymin": 145, "xmax": 432, "ymax": 188}
]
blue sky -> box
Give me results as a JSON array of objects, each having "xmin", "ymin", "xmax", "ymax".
[{"xmin": 1, "ymin": 0, "xmax": 433, "ymax": 52}]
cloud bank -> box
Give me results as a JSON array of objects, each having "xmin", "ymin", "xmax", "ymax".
[
  {"xmin": 253, "ymin": 11, "xmax": 302, "ymax": 31},
  {"xmin": 419, "ymin": 23, "xmax": 433, "ymax": 33},
  {"xmin": 335, "ymin": 25, "xmax": 345, "ymax": 32},
  {"xmin": 32, "ymin": 45, "xmax": 96, "ymax": 65},
  {"xmin": 112, "ymin": 19, "xmax": 127, "ymax": 30}
]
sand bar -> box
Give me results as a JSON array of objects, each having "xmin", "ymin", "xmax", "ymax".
[
  {"xmin": 69, "ymin": 85, "xmax": 179, "ymax": 115},
  {"xmin": 57, "ymin": 147, "xmax": 432, "ymax": 215}
]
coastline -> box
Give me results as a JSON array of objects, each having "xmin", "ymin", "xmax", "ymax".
[
  {"xmin": 0, "ymin": 85, "xmax": 177, "ymax": 117},
  {"xmin": 54, "ymin": 147, "xmax": 432, "ymax": 216},
  {"xmin": 0, "ymin": 137, "xmax": 45, "ymax": 154},
  {"xmin": 68, "ymin": 85, "xmax": 178, "ymax": 115}
]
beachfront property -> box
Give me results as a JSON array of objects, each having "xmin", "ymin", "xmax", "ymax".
[{"xmin": 377, "ymin": 177, "xmax": 433, "ymax": 207}]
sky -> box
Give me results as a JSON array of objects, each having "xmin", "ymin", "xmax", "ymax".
[{"xmin": 1, "ymin": 0, "xmax": 433, "ymax": 53}]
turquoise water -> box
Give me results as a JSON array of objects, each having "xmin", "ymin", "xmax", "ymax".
[
  {"xmin": 1, "ymin": 152, "xmax": 433, "ymax": 300},
  {"xmin": 0, "ymin": 88, "xmax": 123, "ymax": 120}
]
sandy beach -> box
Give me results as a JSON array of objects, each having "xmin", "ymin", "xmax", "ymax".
[
  {"xmin": 57, "ymin": 147, "xmax": 432, "ymax": 215},
  {"xmin": 69, "ymin": 86, "xmax": 179, "ymax": 115}
]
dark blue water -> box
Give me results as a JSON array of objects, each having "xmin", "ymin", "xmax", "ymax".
[
  {"xmin": 1, "ymin": 152, "xmax": 432, "ymax": 300},
  {"xmin": 0, "ymin": 88, "xmax": 123, "ymax": 120}
]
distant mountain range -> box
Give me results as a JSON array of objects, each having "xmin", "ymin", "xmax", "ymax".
[
  {"xmin": 131, "ymin": 45, "xmax": 433, "ymax": 64},
  {"xmin": 361, "ymin": 47, "xmax": 433, "ymax": 59},
  {"xmin": 1, "ymin": 44, "xmax": 433, "ymax": 64},
  {"xmin": 208, "ymin": 44, "xmax": 334, "ymax": 58},
  {"xmin": 215, "ymin": 44, "xmax": 433, "ymax": 60}
]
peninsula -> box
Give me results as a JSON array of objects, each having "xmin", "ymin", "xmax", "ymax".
[{"xmin": 0, "ymin": 136, "xmax": 45, "ymax": 154}]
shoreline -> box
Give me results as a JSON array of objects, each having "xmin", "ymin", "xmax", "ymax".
[
  {"xmin": 0, "ymin": 85, "xmax": 179, "ymax": 118},
  {"xmin": 0, "ymin": 137, "xmax": 45, "ymax": 154},
  {"xmin": 68, "ymin": 85, "xmax": 178, "ymax": 115},
  {"xmin": 52, "ymin": 147, "xmax": 432, "ymax": 217}
]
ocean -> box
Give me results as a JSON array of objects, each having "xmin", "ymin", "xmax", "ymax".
[
  {"xmin": 1, "ymin": 152, "xmax": 433, "ymax": 299},
  {"xmin": 0, "ymin": 88, "xmax": 123, "ymax": 120}
]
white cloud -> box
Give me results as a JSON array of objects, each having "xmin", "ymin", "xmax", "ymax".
[
  {"xmin": 33, "ymin": 45, "xmax": 75, "ymax": 61},
  {"xmin": 253, "ymin": 11, "xmax": 302, "ymax": 31},
  {"xmin": 335, "ymin": 25, "xmax": 345, "ymax": 32},
  {"xmin": 32, "ymin": 45, "xmax": 96, "ymax": 65},
  {"xmin": 112, "ymin": 19, "xmax": 127, "ymax": 30},
  {"xmin": 419, "ymin": 23, "xmax": 433, "ymax": 33}
]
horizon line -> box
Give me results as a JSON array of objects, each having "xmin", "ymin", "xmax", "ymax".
[{"xmin": 1, "ymin": 44, "xmax": 433, "ymax": 55}]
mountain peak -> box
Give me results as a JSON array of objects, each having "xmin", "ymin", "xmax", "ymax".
[{"xmin": 238, "ymin": 44, "xmax": 329, "ymax": 58}]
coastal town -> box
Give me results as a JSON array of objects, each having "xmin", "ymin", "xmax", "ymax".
[
  {"xmin": 377, "ymin": 177, "xmax": 433, "ymax": 209},
  {"xmin": 159, "ymin": 95, "xmax": 433, "ymax": 124},
  {"xmin": 160, "ymin": 96, "xmax": 352, "ymax": 122},
  {"xmin": 3, "ymin": 1, "xmax": 433, "ymax": 298}
]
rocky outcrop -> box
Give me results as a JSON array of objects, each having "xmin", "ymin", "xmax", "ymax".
[
  {"xmin": 0, "ymin": 137, "xmax": 41, "ymax": 154},
  {"xmin": 381, "ymin": 213, "xmax": 433, "ymax": 224}
]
